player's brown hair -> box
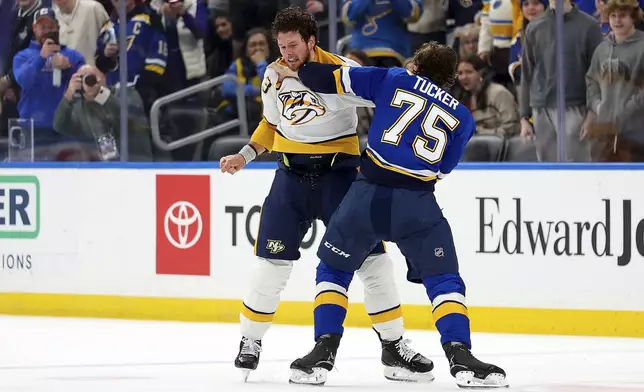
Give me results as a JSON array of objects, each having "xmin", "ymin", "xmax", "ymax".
[
  {"xmin": 271, "ymin": 6, "xmax": 319, "ymax": 45},
  {"xmin": 603, "ymin": 0, "xmax": 643, "ymax": 22},
  {"xmin": 411, "ymin": 42, "xmax": 458, "ymax": 90}
]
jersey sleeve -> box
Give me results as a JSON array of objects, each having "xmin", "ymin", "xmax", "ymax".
[
  {"xmin": 297, "ymin": 63, "xmax": 389, "ymax": 103},
  {"xmin": 249, "ymin": 70, "xmax": 280, "ymax": 151},
  {"xmin": 143, "ymin": 24, "xmax": 167, "ymax": 76}
]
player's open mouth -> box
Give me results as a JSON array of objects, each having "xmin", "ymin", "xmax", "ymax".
[{"xmin": 288, "ymin": 58, "xmax": 298, "ymax": 63}]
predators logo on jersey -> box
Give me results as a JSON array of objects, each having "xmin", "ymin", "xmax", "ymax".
[{"xmin": 278, "ymin": 90, "xmax": 326, "ymax": 125}]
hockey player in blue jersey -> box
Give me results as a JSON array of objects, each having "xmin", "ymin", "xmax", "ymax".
[{"xmin": 268, "ymin": 42, "xmax": 509, "ymax": 389}]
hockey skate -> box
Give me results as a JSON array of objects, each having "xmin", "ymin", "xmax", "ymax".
[
  {"xmin": 444, "ymin": 342, "xmax": 508, "ymax": 389},
  {"xmin": 381, "ymin": 337, "xmax": 435, "ymax": 382},
  {"xmin": 289, "ymin": 334, "xmax": 341, "ymax": 386},
  {"xmin": 234, "ymin": 337, "xmax": 262, "ymax": 382}
]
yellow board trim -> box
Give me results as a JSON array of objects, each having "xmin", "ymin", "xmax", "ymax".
[
  {"xmin": 1, "ymin": 293, "xmax": 644, "ymax": 338},
  {"xmin": 370, "ymin": 306, "xmax": 403, "ymax": 324},
  {"xmin": 433, "ymin": 302, "xmax": 468, "ymax": 322},
  {"xmin": 241, "ymin": 304, "xmax": 274, "ymax": 323}
]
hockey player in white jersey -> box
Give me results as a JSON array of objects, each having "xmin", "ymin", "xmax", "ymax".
[{"xmin": 219, "ymin": 6, "xmax": 433, "ymax": 385}]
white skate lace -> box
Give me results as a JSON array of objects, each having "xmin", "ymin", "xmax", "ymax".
[
  {"xmin": 241, "ymin": 338, "xmax": 262, "ymax": 357},
  {"xmin": 395, "ymin": 339, "xmax": 418, "ymax": 363}
]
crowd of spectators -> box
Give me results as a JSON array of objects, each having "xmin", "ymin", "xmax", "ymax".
[{"xmin": 0, "ymin": 0, "xmax": 643, "ymax": 162}]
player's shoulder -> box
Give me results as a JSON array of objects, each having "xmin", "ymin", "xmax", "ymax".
[{"xmin": 452, "ymin": 102, "xmax": 475, "ymax": 129}]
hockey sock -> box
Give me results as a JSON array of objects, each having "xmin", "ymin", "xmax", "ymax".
[
  {"xmin": 422, "ymin": 273, "xmax": 471, "ymax": 348},
  {"xmin": 356, "ymin": 253, "xmax": 404, "ymax": 341},
  {"xmin": 314, "ymin": 261, "xmax": 355, "ymax": 340},
  {"xmin": 240, "ymin": 258, "xmax": 294, "ymax": 340}
]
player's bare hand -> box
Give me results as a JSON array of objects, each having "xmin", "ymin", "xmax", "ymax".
[
  {"xmin": 268, "ymin": 61, "xmax": 298, "ymax": 82},
  {"xmin": 220, "ymin": 154, "xmax": 246, "ymax": 174}
]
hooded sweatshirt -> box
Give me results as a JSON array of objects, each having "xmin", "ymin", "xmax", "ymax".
[{"xmin": 586, "ymin": 29, "xmax": 644, "ymax": 141}]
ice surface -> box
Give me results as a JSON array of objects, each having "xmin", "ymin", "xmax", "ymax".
[{"xmin": 1, "ymin": 316, "xmax": 643, "ymax": 392}]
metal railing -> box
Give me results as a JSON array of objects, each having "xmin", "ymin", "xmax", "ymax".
[{"xmin": 149, "ymin": 74, "xmax": 249, "ymax": 152}]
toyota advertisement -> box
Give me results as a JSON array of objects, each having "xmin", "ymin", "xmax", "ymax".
[{"xmin": 156, "ymin": 174, "xmax": 211, "ymax": 276}]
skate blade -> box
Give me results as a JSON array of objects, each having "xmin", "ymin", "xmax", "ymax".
[
  {"xmin": 456, "ymin": 371, "xmax": 509, "ymax": 389},
  {"xmin": 384, "ymin": 366, "xmax": 435, "ymax": 383},
  {"xmin": 241, "ymin": 369, "xmax": 251, "ymax": 383},
  {"xmin": 289, "ymin": 368, "xmax": 328, "ymax": 386}
]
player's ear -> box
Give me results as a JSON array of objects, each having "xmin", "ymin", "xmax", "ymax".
[{"xmin": 307, "ymin": 36, "xmax": 316, "ymax": 51}]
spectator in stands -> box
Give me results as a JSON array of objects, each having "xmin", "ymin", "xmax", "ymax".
[
  {"xmin": 455, "ymin": 55, "xmax": 520, "ymax": 138},
  {"xmin": 454, "ymin": 23, "xmax": 480, "ymax": 59},
  {"xmin": 407, "ymin": 0, "xmax": 449, "ymax": 51},
  {"xmin": 0, "ymin": 0, "xmax": 15, "ymax": 77},
  {"xmin": 228, "ymin": 0, "xmax": 280, "ymax": 42},
  {"xmin": 342, "ymin": 0, "xmax": 423, "ymax": 67},
  {"xmin": 54, "ymin": 64, "xmax": 154, "ymax": 161},
  {"xmin": 578, "ymin": 0, "xmax": 644, "ymax": 31},
  {"xmin": 478, "ymin": 0, "xmax": 516, "ymax": 89},
  {"xmin": 206, "ymin": 12, "xmax": 237, "ymax": 78},
  {"xmin": 221, "ymin": 27, "xmax": 273, "ymax": 125},
  {"xmin": 341, "ymin": 48, "xmax": 373, "ymax": 136},
  {"xmin": 585, "ymin": 0, "xmax": 644, "ymax": 161},
  {"xmin": 519, "ymin": 0, "xmax": 603, "ymax": 161},
  {"xmin": 53, "ymin": 0, "xmax": 109, "ymax": 65},
  {"xmin": 0, "ymin": 0, "xmax": 44, "ymax": 137},
  {"xmin": 13, "ymin": 8, "xmax": 85, "ymax": 148},
  {"xmin": 448, "ymin": 0, "xmax": 482, "ymax": 40},
  {"xmin": 342, "ymin": 48, "xmax": 372, "ymax": 66},
  {"xmin": 95, "ymin": 0, "xmax": 167, "ymax": 114},
  {"xmin": 156, "ymin": 0, "xmax": 208, "ymax": 93},
  {"xmin": 508, "ymin": 0, "xmax": 547, "ymax": 87}
]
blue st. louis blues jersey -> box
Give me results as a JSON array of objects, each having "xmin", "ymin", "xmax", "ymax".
[
  {"xmin": 299, "ymin": 64, "xmax": 475, "ymax": 190},
  {"xmin": 95, "ymin": 5, "xmax": 167, "ymax": 87}
]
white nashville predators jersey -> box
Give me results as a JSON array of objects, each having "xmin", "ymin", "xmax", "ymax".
[{"xmin": 257, "ymin": 49, "xmax": 373, "ymax": 155}]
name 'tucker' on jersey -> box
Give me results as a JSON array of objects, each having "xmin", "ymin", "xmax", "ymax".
[{"xmin": 250, "ymin": 47, "xmax": 373, "ymax": 156}]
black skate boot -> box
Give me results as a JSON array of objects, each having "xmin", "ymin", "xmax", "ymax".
[
  {"xmin": 443, "ymin": 342, "xmax": 508, "ymax": 389},
  {"xmin": 381, "ymin": 337, "xmax": 435, "ymax": 382},
  {"xmin": 289, "ymin": 334, "xmax": 341, "ymax": 386},
  {"xmin": 234, "ymin": 337, "xmax": 261, "ymax": 382}
]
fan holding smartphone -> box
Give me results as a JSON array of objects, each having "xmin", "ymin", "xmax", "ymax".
[{"xmin": 11, "ymin": 7, "xmax": 85, "ymax": 152}]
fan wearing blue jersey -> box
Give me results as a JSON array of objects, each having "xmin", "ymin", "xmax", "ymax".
[{"xmin": 269, "ymin": 42, "xmax": 508, "ymax": 389}]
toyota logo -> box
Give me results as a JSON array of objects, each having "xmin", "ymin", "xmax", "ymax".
[{"xmin": 164, "ymin": 201, "xmax": 203, "ymax": 249}]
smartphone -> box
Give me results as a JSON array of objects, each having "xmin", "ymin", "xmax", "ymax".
[{"xmin": 45, "ymin": 31, "xmax": 59, "ymax": 45}]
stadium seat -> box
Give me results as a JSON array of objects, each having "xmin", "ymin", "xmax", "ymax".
[
  {"xmin": 207, "ymin": 135, "xmax": 251, "ymax": 161},
  {"xmin": 337, "ymin": 35, "xmax": 352, "ymax": 55},
  {"xmin": 462, "ymin": 134, "xmax": 505, "ymax": 162},
  {"xmin": 502, "ymin": 135, "xmax": 538, "ymax": 162}
]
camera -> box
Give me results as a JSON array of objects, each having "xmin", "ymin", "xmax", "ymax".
[{"xmin": 80, "ymin": 74, "xmax": 98, "ymax": 88}]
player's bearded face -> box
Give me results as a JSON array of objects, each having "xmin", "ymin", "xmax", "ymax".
[{"xmin": 277, "ymin": 31, "xmax": 315, "ymax": 71}]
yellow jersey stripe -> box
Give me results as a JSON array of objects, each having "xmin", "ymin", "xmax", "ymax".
[
  {"xmin": 314, "ymin": 291, "xmax": 348, "ymax": 310},
  {"xmin": 241, "ymin": 303, "xmax": 275, "ymax": 323},
  {"xmin": 365, "ymin": 150, "xmax": 437, "ymax": 182},
  {"xmin": 273, "ymin": 133, "xmax": 359, "ymax": 155},
  {"xmin": 433, "ymin": 301, "xmax": 468, "ymax": 323},
  {"xmin": 369, "ymin": 305, "xmax": 403, "ymax": 324}
]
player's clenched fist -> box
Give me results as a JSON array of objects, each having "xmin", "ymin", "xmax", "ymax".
[{"xmin": 220, "ymin": 154, "xmax": 246, "ymax": 174}]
